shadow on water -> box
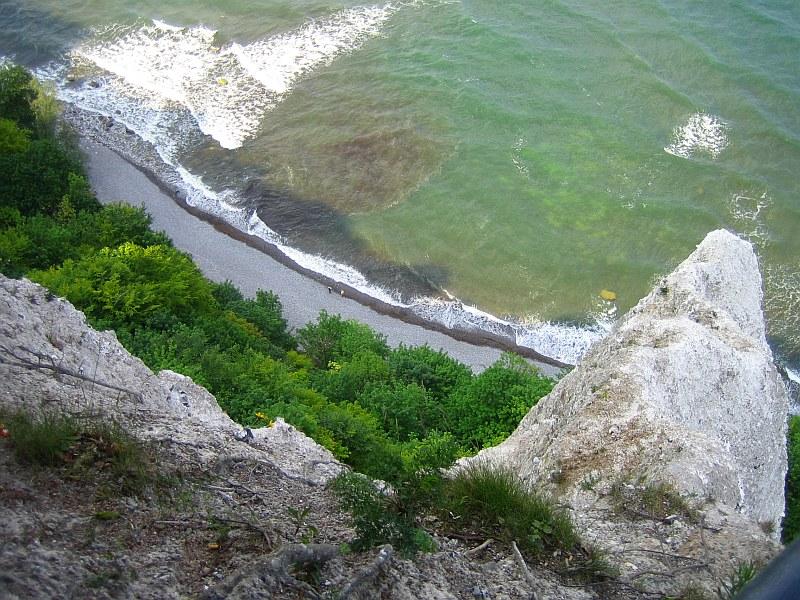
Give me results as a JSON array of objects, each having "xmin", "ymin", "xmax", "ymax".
[
  {"xmin": 0, "ymin": 1, "xmax": 85, "ymax": 65},
  {"xmin": 240, "ymin": 176, "xmax": 450, "ymax": 303}
]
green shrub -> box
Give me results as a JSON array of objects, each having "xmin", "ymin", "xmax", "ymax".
[
  {"xmin": 331, "ymin": 471, "xmax": 430, "ymax": 555},
  {"xmin": 358, "ymin": 381, "xmax": 436, "ymax": 442},
  {"xmin": 0, "ymin": 117, "xmax": 30, "ymax": 154},
  {"xmin": 389, "ymin": 344, "xmax": 472, "ymax": 401},
  {"xmin": 0, "ymin": 64, "xmax": 37, "ymax": 130},
  {"xmin": 319, "ymin": 350, "xmax": 390, "ymax": 403},
  {"xmin": 442, "ymin": 462, "xmax": 578, "ymax": 557},
  {"xmin": 297, "ymin": 310, "xmax": 389, "ymax": 368},
  {"xmin": 445, "ymin": 353, "xmax": 553, "ymax": 450},
  {"xmin": 29, "ymin": 242, "xmax": 217, "ymax": 328},
  {"xmin": 3, "ymin": 408, "xmax": 161, "ymax": 497},
  {"xmin": 783, "ymin": 415, "xmax": 800, "ymax": 543},
  {"xmin": 225, "ymin": 290, "xmax": 295, "ymax": 351},
  {"xmin": 718, "ymin": 561, "xmax": 759, "ymax": 600}
]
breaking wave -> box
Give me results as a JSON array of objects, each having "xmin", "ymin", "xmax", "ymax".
[
  {"xmin": 664, "ymin": 112, "xmax": 728, "ymax": 159},
  {"xmin": 69, "ymin": 7, "xmax": 395, "ymax": 149}
]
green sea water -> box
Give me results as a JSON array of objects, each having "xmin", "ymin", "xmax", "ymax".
[{"xmin": 1, "ymin": 0, "xmax": 798, "ymax": 367}]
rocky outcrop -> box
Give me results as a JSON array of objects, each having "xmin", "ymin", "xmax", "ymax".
[
  {"xmin": 0, "ymin": 275, "xmax": 591, "ymax": 600},
  {"xmin": 464, "ymin": 229, "xmax": 788, "ymax": 594},
  {"xmin": 0, "ymin": 276, "xmax": 342, "ymax": 485}
]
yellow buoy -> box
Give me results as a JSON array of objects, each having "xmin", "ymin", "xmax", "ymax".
[
  {"xmin": 217, "ymin": 77, "xmax": 228, "ymax": 86},
  {"xmin": 600, "ymin": 289, "xmax": 617, "ymax": 301}
]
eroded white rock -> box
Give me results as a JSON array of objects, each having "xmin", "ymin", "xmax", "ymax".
[{"xmin": 463, "ymin": 229, "xmax": 788, "ymax": 593}]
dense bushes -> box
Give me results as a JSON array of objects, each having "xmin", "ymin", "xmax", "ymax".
[{"xmin": 784, "ymin": 415, "xmax": 800, "ymax": 543}]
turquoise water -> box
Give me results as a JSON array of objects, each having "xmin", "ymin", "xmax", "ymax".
[{"xmin": 1, "ymin": 0, "xmax": 798, "ymax": 368}]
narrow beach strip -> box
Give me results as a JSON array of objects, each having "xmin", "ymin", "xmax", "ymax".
[{"xmin": 81, "ymin": 139, "xmax": 562, "ymax": 375}]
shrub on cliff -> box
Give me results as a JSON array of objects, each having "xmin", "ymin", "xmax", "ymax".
[
  {"xmin": 784, "ymin": 415, "xmax": 800, "ymax": 543},
  {"xmin": 29, "ymin": 242, "xmax": 216, "ymax": 328},
  {"xmin": 444, "ymin": 353, "xmax": 554, "ymax": 449},
  {"xmin": 0, "ymin": 65, "xmax": 37, "ymax": 131}
]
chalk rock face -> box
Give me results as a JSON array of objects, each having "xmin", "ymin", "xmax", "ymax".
[
  {"xmin": 466, "ymin": 230, "xmax": 788, "ymax": 592},
  {"xmin": 0, "ymin": 275, "xmax": 342, "ymax": 485}
]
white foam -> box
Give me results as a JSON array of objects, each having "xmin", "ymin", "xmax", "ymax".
[
  {"xmin": 511, "ymin": 136, "xmax": 530, "ymax": 177},
  {"xmin": 787, "ymin": 367, "xmax": 800, "ymax": 386},
  {"xmin": 729, "ymin": 191, "xmax": 771, "ymax": 248},
  {"xmin": 231, "ymin": 5, "xmax": 393, "ymax": 95},
  {"xmin": 70, "ymin": 6, "xmax": 395, "ymax": 149},
  {"xmin": 664, "ymin": 112, "xmax": 728, "ymax": 159},
  {"xmin": 247, "ymin": 213, "xmax": 402, "ymax": 306}
]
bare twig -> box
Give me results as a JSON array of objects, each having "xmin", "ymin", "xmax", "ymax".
[
  {"xmin": 339, "ymin": 544, "xmax": 394, "ymax": 599},
  {"xmin": 624, "ymin": 548, "xmax": 706, "ymax": 563},
  {"xmin": 628, "ymin": 562, "xmax": 709, "ymax": 581},
  {"xmin": 464, "ymin": 538, "xmax": 494, "ymax": 558},
  {"xmin": 511, "ymin": 541, "xmax": 539, "ymax": 600},
  {"xmin": 0, "ymin": 344, "xmax": 142, "ymax": 401}
]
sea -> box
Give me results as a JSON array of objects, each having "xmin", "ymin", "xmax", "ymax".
[{"xmin": 1, "ymin": 0, "xmax": 798, "ymax": 379}]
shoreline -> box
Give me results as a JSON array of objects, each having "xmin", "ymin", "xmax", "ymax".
[{"xmin": 79, "ymin": 136, "xmax": 566, "ymax": 375}]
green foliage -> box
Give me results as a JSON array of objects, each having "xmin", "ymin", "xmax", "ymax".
[
  {"xmin": 0, "ymin": 117, "xmax": 30, "ymax": 154},
  {"xmin": 389, "ymin": 344, "xmax": 471, "ymax": 401},
  {"xmin": 319, "ymin": 350, "xmax": 390, "ymax": 403},
  {"xmin": 442, "ymin": 462, "xmax": 578, "ymax": 556},
  {"xmin": 297, "ymin": 310, "xmax": 389, "ymax": 368},
  {"xmin": 0, "ymin": 64, "xmax": 37, "ymax": 130},
  {"xmin": 3, "ymin": 409, "xmax": 154, "ymax": 496},
  {"xmin": 358, "ymin": 382, "xmax": 437, "ymax": 442},
  {"xmin": 30, "ymin": 242, "xmax": 216, "ymax": 328},
  {"xmin": 445, "ymin": 353, "xmax": 553, "ymax": 450},
  {"xmin": 0, "ymin": 226, "xmax": 31, "ymax": 277},
  {"xmin": 718, "ymin": 561, "xmax": 759, "ymax": 600},
  {"xmin": 0, "ymin": 136, "xmax": 88, "ymax": 216},
  {"xmin": 783, "ymin": 415, "xmax": 800, "ymax": 543},
  {"xmin": 331, "ymin": 472, "xmax": 426, "ymax": 554},
  {"xmin": 225, "ymin": 290, "xmax": 295, "ymax": 351},
  {"xmin": 29, "ymin": 78, "xmax": 60, "ymax": 138},
  {"xmin": 0, "ymin": 204, "xmax": 166, "ymax": 277}
]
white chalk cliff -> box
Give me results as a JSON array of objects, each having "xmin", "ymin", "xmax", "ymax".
[{"xmin": 465, "ymin": 229, "xmax": 788, "ymax": 593}]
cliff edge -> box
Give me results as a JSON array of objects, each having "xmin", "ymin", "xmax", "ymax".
[{"xmin": 464, "ymin": 229, "xmax": 788, "ymax": 594}]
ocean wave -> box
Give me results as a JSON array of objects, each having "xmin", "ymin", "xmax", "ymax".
[
  {"xmin": 664, "ymin": 112, "xmax": 728, "ymax": 159},
  {"xmin": 68, "ymin": 5, "xmax": 395, "ymax": 149}
]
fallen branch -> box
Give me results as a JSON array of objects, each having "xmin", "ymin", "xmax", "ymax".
[
  {"xmin": 628, "ymin": 562, "xmax": 709, "ymax": 581},
  {"xmin": 339, "ymin": 544, "xmax": 394, "ymax": 599},
  {"xmin": 0, "ymin": 344, "xmax": 142, "ymax": 401},
  {"xmin": 512, "ymin": 541, "xmax": 539, "ymax": 600},
  {"xmin": 465, "ymin": 538, "xmax": 494, "ymax": 558}
]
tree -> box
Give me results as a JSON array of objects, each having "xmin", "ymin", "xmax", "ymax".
[
  {"xmin": 389, "ymin": 344, "xmax": 472, "ymax": 401},
  {"xmin": 297, "ymin": 311, "xmax": 389, "ymax": 368},
  {"xmin": 0, "ymin": 64, "xmax": 36, "ymax": 130}
]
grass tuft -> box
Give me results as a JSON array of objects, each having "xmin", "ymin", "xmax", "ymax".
[
  {"xmin": 2, "ymin": 408, "xmax": 159, "ymax": 497},
  {"xmin": 442, "ymin": 462, "xmax": 578, "ymax": 556},
  {"xmin": 4, "ymin": 409, "xmax": 80, "ymax": 466}
]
